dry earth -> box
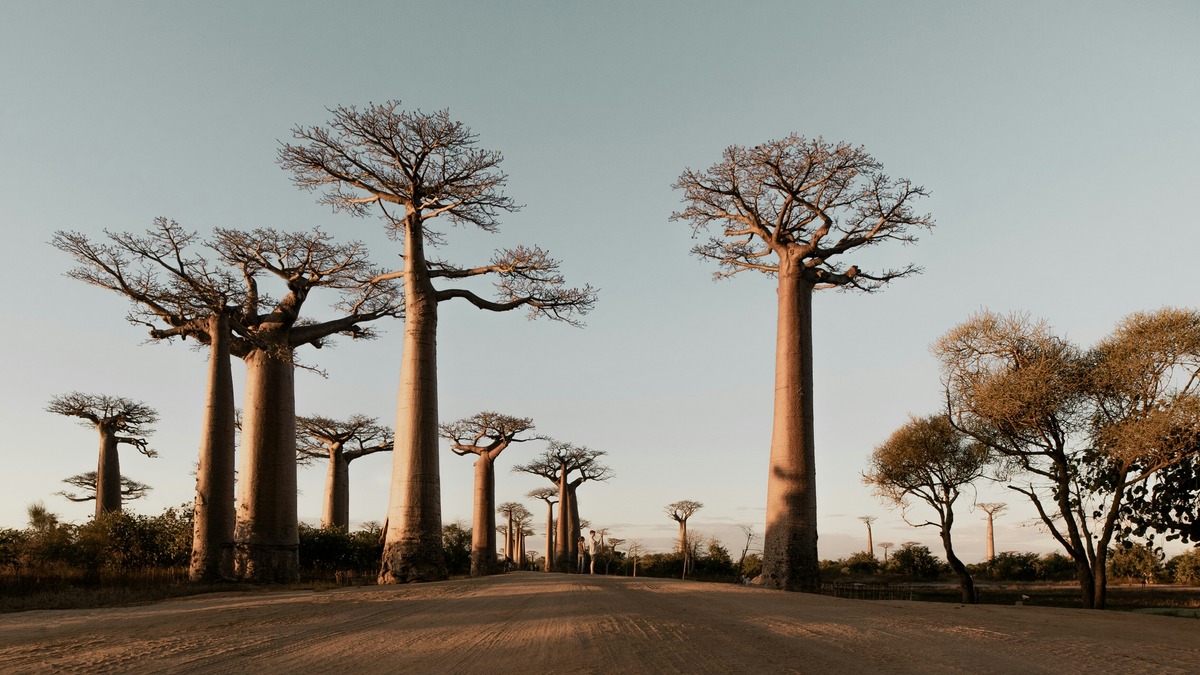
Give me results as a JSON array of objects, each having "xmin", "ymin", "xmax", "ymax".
[{"xmin": 1, "ymin": 573, "xmax": 1196, "ymax": 674}]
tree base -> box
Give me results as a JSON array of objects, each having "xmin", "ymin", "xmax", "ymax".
[
  {"xmin": 234, "ymin": 543, "xmax": 299, "ymax": 583},
  {"xmin": 189, "ymin": 543, "xmax": 236, "ymax": 582},
  {"xmin": 761, "ymin": 535, "xmax": 820, "ymax": 592},
  {"xmin": 379, "ymin": 538, "xmax": 448, "ymax": 584},
  {"xmin": 470, "ymin": 551, "xmax": 498, "ymax": 577}
]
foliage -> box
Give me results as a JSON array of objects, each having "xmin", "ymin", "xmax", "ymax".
[
  {"xmin": 1166, "ymin": 549, "xmax": 1200, "ymax": 584},
  {"xmin": 443, "ymin": 522, "xmax": 473, "ymax": 576},
  {"xmin": 1106, "ymin": 543, "xmax": 1165, "ymax": 582},
  {"xmin": 887, "ymin": 543, "xmax": 942, "ymax": 579},
  {"xmin": 297, "ymin": 524, "xmax": 383, "ymax": 574},
  {"xmin": 845, "ymin": 552, "xmax": 880, "ymax": 575}
]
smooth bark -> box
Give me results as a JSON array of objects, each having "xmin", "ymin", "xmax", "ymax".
[
  {"xmin": 381, "ymin": 223, "xmax": 447, "ymax": 583},
  {"xmin": 470, "ymin": 455, "xmax": 498, "ymax": 576},
  {"xmin": 190, "ymin": 313, "xmax": 237, "ymax": 581},
  {"xmin": 234, "ymin": 349, "xmax": 299, "ymax": 583},
  {"xmin": 761, "ymin": 265, "xmax": 819, "ymax": 592},
  {"xmin": 322, "ymin": 452, "xmax": 351, "ymax": 530},
  {"xmin": 96, "ymin": 431, "xmax": 122, "ymax": 516}
]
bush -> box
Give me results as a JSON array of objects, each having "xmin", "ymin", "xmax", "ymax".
[
  {"xmin": 442, "ymin": 522, "xmax": 472, "ymax": 576},
  {"xmin": 1107, "ymin": 543, "xmax": 1164, "ymax": 582},
  {"xmin": 298, "ymin": 524, "xmax": 383, "ymax": 575},
  {"xmin": 845, "ymin": 551, "xmax": 880, "ymax": 575},
  {"xmin": 1034, "ymin": 552, "xmax": 1076, "ymax": 581},
  {"xmin": 888, "ymin": 543, "xmax": 941, "ymax": 579},
  {"xmin": 1166, "ymin": 549, "xmax": 1200, "ymax": 584}
]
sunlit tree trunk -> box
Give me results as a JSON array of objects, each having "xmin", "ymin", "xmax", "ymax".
[
  {"xmin": 190, "ymin": 314, "xmax": 236, "ymax": 581},
  {"xmin": 234, "ymin": 348, "xmax": 299, "ymax": 582},
  {"xmin": 761, "ymin": 262, "xmax": 820, "ymax": 592},
  {"xmin": 321, "ymin": 450, "xmax": 351, "ymax": 530},
  {"xmin": 985, "ymin": 513, "xmax": 995, "ymax": 561},
  {"xmin": 96, "ymin": 429, "xmax": 121, "ymax": 516},
  {"xmin": 467, "ymin": 454, "xmax": 497, "ymax": 576},
  {"xmin": 381, "ymin": 221, "xmax": 447, "ymax": 583},
  {"xmin": 555, "ymin": 468, "xmax": 570, "ymax": 572},
  {"xmin": 544, "ymin": 505, "xmax": 554, "ymax": 573}
]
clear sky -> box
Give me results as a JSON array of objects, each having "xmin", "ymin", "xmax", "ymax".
[{"xmin": 1, "ymin": 1, "xmax": 1197, "ymax": 563}]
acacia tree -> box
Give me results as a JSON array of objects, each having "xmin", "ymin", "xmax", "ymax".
[
  {"xmin": 864, "ymin": 414, "xmax": 991, "ymax": 603},
  {"xmin": 297, "ymin": 415, "xmax": 393, "ymax": 531},
  {"xmin": 528, "ymin": 486, "xmax": 557, "ymax": 573},
  {"xmin": 47, "ymin": 393, "xmax": 157, "ymax": 517},
  {"xmin": 514, "ymin": 442, "xmax": 612, "ymax": 572},
  {"xmin": 280, "ymin": 102, "xmax": 597, "ymax": 583},
  {"xmin": 876, "ymin": 541, "xmax": 894, "ymax": 564},
  {"xmin": 212, "ymin": 227, "xmax": 402, "ymax": 582},
  {"xmin": 672, "ymin": 136, "xmax": 934, "ymax": 592},
  {"xmin": 665, "ymin": 500, "xmax": 703, "ymax": 578},
  {"xmin": 53, "ymin": 220, "xmax": 244, "ymax": 581},
  {"xmin": 858, "ymin": 516, "xmax": 877, "ymax": 557},
  {"xmin": 935, "ymin": 308, "xmax": 1200, "ymax": 609},
  {"xmin": 441, "ymin": 412, "xmax": 540, "ymax": 576},
  {"xmin": 976, "ymin": 502, "xmax": 1007, "ymax": 561},
  {"xmin": 58, "ymin": 471, "xmax": 151, "ymax": 504}
]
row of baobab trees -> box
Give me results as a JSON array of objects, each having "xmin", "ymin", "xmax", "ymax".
[{"xmin": 49, "ymin": 98, "xmax": 941, "ymax": 591}]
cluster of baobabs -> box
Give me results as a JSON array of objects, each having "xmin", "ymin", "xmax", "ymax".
[{"xmin": 48, "ymin": 99, "xmax": 1197, "ymax": 608}]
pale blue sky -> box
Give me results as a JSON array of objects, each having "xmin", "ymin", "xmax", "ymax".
[{"xmin": 1, "ymin": 1, "xmax": 1197, "ymax": 561}]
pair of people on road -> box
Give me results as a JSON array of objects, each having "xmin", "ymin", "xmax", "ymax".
[{"xmin": 576, "ymin": 530, "xmax": 602, "ymax": 574}]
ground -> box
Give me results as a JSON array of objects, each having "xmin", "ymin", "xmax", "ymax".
[{"xmin": 1, "ymin": 573, "xmax": 1196, "ymax": 673}]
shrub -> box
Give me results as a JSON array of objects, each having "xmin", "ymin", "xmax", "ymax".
[
  {"xmin": 1166, "ymin": 548, "xmax": 1200, "ymax": 584},
  {"xmin": 845, "ymin": 551, "xmax": 879, "ymax": 575},
  {"xmin": 888, "ymin": 543, "xmax": 941, "ymax": 579},
  {"xmin": 1106, "ymin": 543, "xmax": 1164, "ymax": 582}
]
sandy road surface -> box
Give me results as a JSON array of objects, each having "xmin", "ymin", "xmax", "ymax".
[{"xmin": 1, "ymin": 573, "xmax": 1196, "ymax": 674}]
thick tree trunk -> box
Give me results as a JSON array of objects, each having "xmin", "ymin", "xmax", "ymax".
[
  {"xmin": 761, "ymin": 265, "xmax": 820, "ymax": 592},
  {"xmin": 680, "ymin": 520, "xmax": 688, "ymax": 580},
  {"xmin": 95, "ymin": 429, "xmax": 121, "ymax": 516},
  {"xmin": 190, "ymin": 315, "xmax": 237, "ymax": 581},
  {"xmin": 469, "ymin": 454, "xmax": 497, "ymax": 576},
  {"xmin": 380, "ymin": 225, "xmax": 447, "ymax": 583},
  {"xmin": 505, "ymin": 511, "xmax": 515, "ymax": 567},
  {"xmin": 234, "ymin": 348, "xmax": 299, "ymax": 583},
  {"xmin": 518, "ymin": 531, "xmax": 526, "ymax": 569},
  {"xmin": 985, "ymin": 514, "xmax": 995, "ymax": 561},
  {"xmin": 568, "ymin": 485, "xmax": 581, "ymax": 571},
  {"xmin": 555, "ymin": 470, "xmax": 570, "ymax": 572},
  {"xmin": 321, "ymin": 450, "xmax": 350, "ymax": 530},
  {"xmin": 544, "ymin": 504, "xmax": 554, "ymax": 572}
]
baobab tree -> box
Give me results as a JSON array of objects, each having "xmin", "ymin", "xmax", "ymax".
[
  {"xmin": 296, "ymin": 415, "xmax": 393, "ymax": 530},
  {"xmin": 858, "ymin": 516, "xmax": 877, "ymax": 557},
  {"xmin": 864, "ymin": 413, "xmax": 991, "ymax": 603},
  {"xmin": 527, "ymin": 486, "xmax": 558, "ymax": 573},
  {"xmin": 53, "ymin": 220, "xmax": 243, "ymax": 581},
  {"xmin": 280, "ymin": 102, "xmax": 598, "ymax": 582},
  {"xmin": 212, "ymin": 227, "xmax": 402, "ymax": 582},
  {"xmin": 58, "ymin": 472, "xmax": 151, "ymax": 504},
  {"xmin": 514, "ymin": 442, "xmax": 613, "ymax": 572},
  {"xmin": 665, "ymin": 500, "xmax": 703, "ymax": 578},
  {"xmin": 47, "ymin": 393, "xmax": 157, "ymax": 517},
  {"xmin": 672, "ymin": 136, "xmax": 934, "ymax": 592},
  {"xmin": 496, "ymin": 502, "xmax": 531, "ymax": 567},
  {"xmin": 442, "ymin": 412, "xmax": 540, "ymax": 576},
  {"xmin": 877, "ymin": 541, "xmax": 895, "ymax": 564},
  {"xmin": 976, "ymin": 502, "xmax": 1007, "ymax": 561},
  {"xmin": 935, "ymin": 308, "xmax": 1200, "ymax": 609}
]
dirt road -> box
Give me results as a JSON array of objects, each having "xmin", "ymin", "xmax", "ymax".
[{"xmin": 1, "ymin": 573, "xmax": 1196, "ymax": 673}]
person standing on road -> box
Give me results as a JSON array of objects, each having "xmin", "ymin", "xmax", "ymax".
[
  {"xmin": 589, "ymin": 530, "xmax": 600, "ymax": 575},
  {"xmin": 577, "ymin": 536, "xmax": 586, "ymax": 573}
]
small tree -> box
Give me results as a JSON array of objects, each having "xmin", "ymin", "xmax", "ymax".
[
  {"xmin": 442, "ymin": 412, "xmax": 540, "ymax": 576},
  {"xmin": 665, "ymin": 500, "xmax": 703, "ymax": 578},
  {"xmin": 528, "ymin": 486, "xmax": 558, "ymax": 574},
  {"xmin": 865, "ymin": 414, "xmax": 990, "ymax": 603},
  {"xmin": 297, "ymin": 415, "xmax": 393, "ymax": 531},
  {"xmin": 281, "ymin": 102, "xmax": 597, "ymax": 583},
  {"xmin": 858, "ymin": 516, "xmax": 877, "ymax": 557},
  {"xmin": 673, "ymin": 135, "xmax": 934, "ymax": 592},
  {"xmin": 47, "ymin": 393, "xmax": 157, "ymax": 517},
  {"xmin": 876, "ymin": 541, "xmax": 895, "ymax": 565},
  {"xmin": 976, "ymin": 502, "xmax": 1007, "ymax": 561},
  {"xmin": 58, "ymin": 472, "xmax": 151, "ymax": 504}
]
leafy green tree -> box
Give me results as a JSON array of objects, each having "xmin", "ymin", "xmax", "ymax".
[
  {"xmin": 442, "ymin": 521, "xmax": 473, "ymax": 576},
  {"xmin": 1106, "ymin": 543, "xmax": 1165, "ymax": 582},
  {"xmin": 1166, "ymin": 549, "xmax": 1200, "ymax": 584},
  {"xmin": 866, "ymin": 414, "xmax": 989, "ymax": 602},
  {"xmin": 889, "ymin": 543, "xmax": 941, "ymax": 579}
]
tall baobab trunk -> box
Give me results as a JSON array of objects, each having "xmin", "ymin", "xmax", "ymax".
[
  {"xmin": 544, "ymin": 506, "xmax": 554, "ymax": 573},
  {"xmin": 381, "ymin": 225, "xmax": 447, "ymax": 583},
  {"xmin": 518, "ymin": 530, "xmax": 526, "ymax": 569},
  {"xmin": 96, "ymin": 429, "xmax": 122, "ymax": 516},
  {"xmin": 567, "ymin": 484, "xmax": 582, "ymax": 568},
  {"xmin": 505, "ymin": 509, "xmax": 515, "ymax": 566},
  {"xmin": 470, "ymin": 455, "xmax": 498, "ymax": 576},
  {"xmin": 985, "ymin": 512, "xmax": 995, "ymax": 561},
  {"xmin": 322, "ymin": 450, "xmax": 351, "ymax": 530},
  {"xmin": 678, "ymin": 520, "xmax": 689, "ymax": 579},
  {"xmin": 234, "ymin": 348, "xmax": 299, "ymax": 582},
  {"xmin": 761, "ymin": 265, "xmax": 820, "ymax": 592},
  {"xmin": 555, "ymin": 469, "xmax": 570, "ymax": 571},
  {"xmin": 190, "ymin": 314, "xmax": 237, "ymax": 581}
]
